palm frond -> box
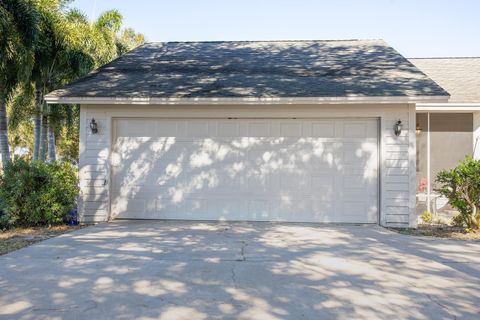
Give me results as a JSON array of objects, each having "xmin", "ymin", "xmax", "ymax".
[
  {"xmin": 94, "ymin": 9, "xmax": 123, "ymax": 33},
  {"xmin": 7, "ymin": 83, "xmax": 35, "ymax": 130}
]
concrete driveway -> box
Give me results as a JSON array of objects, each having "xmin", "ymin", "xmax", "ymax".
[{"xmin": 0, "ymin": 222, "xmax": 479, "ymax": 320}]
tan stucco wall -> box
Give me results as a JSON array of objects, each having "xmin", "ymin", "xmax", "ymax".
[{"xmin": 474, "ymin": 112, "xmax": 480, "ymax": 160}]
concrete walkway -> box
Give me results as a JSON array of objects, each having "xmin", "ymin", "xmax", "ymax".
[{"xmin": 0, "ymin": 221, "xmax": 479, "ymax": 319}]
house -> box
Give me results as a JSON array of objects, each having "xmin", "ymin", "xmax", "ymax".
[
  {"xmin": 409, "ymin": 57, "xmax": 480, "ymax": 216},
  {"xmin": 45, "ymin": 40, "xmax": 453, "ymax": 228}
]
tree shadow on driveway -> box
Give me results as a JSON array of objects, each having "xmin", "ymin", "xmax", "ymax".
[{"xmin": 0, "ymin": 221, "xmax": 479, "ymax": 319}]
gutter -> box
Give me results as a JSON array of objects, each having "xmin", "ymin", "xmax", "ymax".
[
  {"xmin": 44, "ymin": 95, "xmax": 449, "ymax": 105},
  {"xmin": 416, "ymin": 103, "xmax": 480, "ymax": 111}
]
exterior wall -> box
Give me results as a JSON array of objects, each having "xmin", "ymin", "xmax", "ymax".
[
  {"xmin": 474, "ymin": 111, "xmax": 480, "ymax": 160},
  {"xmin": 79, "ymin": 110, "xmax": 109, "ymax": 222},
  {"xmin": 415, "ymin": 112, "xmax": 474, "ymax": 216},
  {"xmin": 79, "ymin": 103, "xmax": 416, "ymax": 227}
]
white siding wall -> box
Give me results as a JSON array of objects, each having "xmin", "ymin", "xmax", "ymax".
[
  {"xmin": 79, "ymin": 103, "xmax": 417, "ymax": 227},
  {"xmin": 78, "ymin": 111, "xmax": 110, "ymax": 222}
]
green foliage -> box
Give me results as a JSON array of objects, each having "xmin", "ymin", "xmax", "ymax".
[
  {"xmin": 4, "ymin": 2, "xmax": 145, "ymax": 163},
  {"xmin": 0, "ymin": 197, "xmax": 13, "ymax": 229},
  {"xmin": 0, "ymin": 0, "xmax": 39, "ymax": 93},
  {"xmin": 54, "ymin": 104, "xmax": 79, "ymax": 162},
  {"xmin": 435, "ymin": 156, "xmax": 480, "ymax": 230},
  {"xmin": 31, "ymin": 0, "xmax": 95, "ymax": 93},
  {"xmin": 420, "ymin": 211, "xmax": 433, "ymax": 224},
  {"xmin": 116, "ymin": 27, "xmax": 146, "ymax": 56},
  {"xmin": 94, "ymin": 9, "xmax": 122, "ymax": 33},
  {"xmin": 0, "ymin": 158, "xmax": 79, "ymax": 227}
]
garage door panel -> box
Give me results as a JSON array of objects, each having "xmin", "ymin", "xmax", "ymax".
[
  {"xmin": 311, "ymin": 121, "xmax": 336, "ymax": 137},
  {"xmin": 279, "ymin": 122, "xmax": 303, "ymax": 137},
  {"xmin": 245, "ymin": 121, "xmax": 270, "ymax": 137},
  {"xmin": 248, "ymin": 200, "xmax": 270, "ymax": 220},
  {"xmin": 214, "ymin": 122, "xmax": 239, "ymax": 136},
  {"xmin": 279, "ymin": 172, "xmax": 310, "ymax": 192},
  {"xmin": 180, "ymin": 198, "xmax": 209, "ymax": 219},
  {"xmin": 342, "ymin": 122, "xmax": 368, "ymax": 138},
  {"xmin": 312, "ymin": 200, "xmax": 335, "ymax": 222},
  {"xmin": 185, "ymin": 121, "xmax": 210, "ymax": 136},
  {"xmin": 116, "ymin": 119, "xmax": 157, "ymax": 137},
  {"xmin": 111, "ymin": 118, "xmax": 379, "ymax": 223},
  {"xmin": 247, "ymin": 174, "xmax": 271, "ymax": 192},
  {"xmin": 215, "ymin": 199, "xmax": 248, "ymax": 220}
]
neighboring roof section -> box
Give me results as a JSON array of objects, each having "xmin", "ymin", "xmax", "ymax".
[
  {"xmin": 46, "ymin": 40, "xmax": 449, "ymax": 103},
  {"xmin": 410, "ymin": 57, "xmax": 480, "ymax": 103}
]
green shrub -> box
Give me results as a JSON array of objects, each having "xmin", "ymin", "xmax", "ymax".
[
  {"xmin": 435, "ymin": 156, "xmax": 480, "ymax": 231},
  {"xmin": 0, "ymin": 158, "xmax": 79, "ymax": 227},
  {"xmin": 420, "ymin": 211, "xmax": 433, "ymax": 224}
]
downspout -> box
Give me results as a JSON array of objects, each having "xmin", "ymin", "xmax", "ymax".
[
  {"xmin": 474, "ymin": 137, "xmax": 479, "ymax": 159},
  {"xmin": 427, "ymin": 112, "xmax": 431, "ymax": 214}
]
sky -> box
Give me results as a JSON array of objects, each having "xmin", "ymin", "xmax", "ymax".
[{"xmin": 69, "ymin": 0, "xmax": 480, "ymax": 58}]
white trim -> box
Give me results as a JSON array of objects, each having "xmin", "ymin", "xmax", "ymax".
[
  {"xmin": 426, "ymin": 112, "xmax": 431, "ymax": 214},
  {"xmin": 474, "ymin": 112, "xmax": 480, "ymax": 160},
  {"xmin": 408, "ymin": 104, "xmax": 418, "ymax": 228},
  {"xmin": 416, "ymin": 103, "xmax": 480, "ymax": 111},
  {"xmin": 109, "ymin": 116, "xmax": 382, "ymax": 223},
  {"xmin": 44, "ymin": 95, "xmax": 449, "ymax": 105}
]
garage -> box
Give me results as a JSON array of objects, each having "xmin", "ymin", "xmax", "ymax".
[
  {"xmin": 111, "ymin": 117, "xmax": 379, "ymax": 223},
  {"xmin": 45, "ymin": 40, "xmax": 450, "ymax": 227}
]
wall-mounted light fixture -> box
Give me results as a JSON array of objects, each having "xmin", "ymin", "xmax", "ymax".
[
  {"xmin": 393, "ymin": 120, "xmax": 403, "ymax": 136},
  {"xmin": 416, "ymin": 123, "xmax": 422, "ymax": 135},
  {"xmin": 90, "ymin": 118, "xmax": 98, "ymax": 134}
]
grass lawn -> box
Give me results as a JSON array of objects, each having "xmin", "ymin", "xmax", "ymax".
[
  {"xmin": 0, "ymin": 225, "xmax": 87, "ymax": 255},
  {"xmin": 393, "ymin": 225, "xmax": 480, "ymax": 240}
]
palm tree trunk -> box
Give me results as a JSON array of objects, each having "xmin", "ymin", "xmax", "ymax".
[
  {"xmin": 33, "ymin": 90, "xmax": 42, "ymax": 160},
  {"xmin": 38, "ymin": 102, "xmax": 48, "ymax": 162},
  {"xmin": 47, "ymin": 124, "xmax": 56, "ymax": 161},
  {"xmin": 0, "ymin": 95, "xmax": 10, "ymax": 166}
]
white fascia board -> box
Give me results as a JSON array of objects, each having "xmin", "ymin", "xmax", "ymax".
[
  {"xmin": 416, "ymin": 103, "xmax": 480, "ymax": 111},
  {"xmin": 44, "ymin": 95, "xmax": 449, "ymax": 105}
]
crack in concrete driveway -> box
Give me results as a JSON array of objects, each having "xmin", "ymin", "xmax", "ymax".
[{"xmin": 0, "ymin": 221, "xmax": 479, "ymax": 319}]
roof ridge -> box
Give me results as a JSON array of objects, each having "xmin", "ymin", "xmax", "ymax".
[{"xmin": 145, "ymin": 39, "xmax": 385, "ymax": 45}]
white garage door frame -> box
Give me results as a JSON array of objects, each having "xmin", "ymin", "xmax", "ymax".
[{"xmin": 108, "ymin": 116, "xmax": 382, "ymax": 224}]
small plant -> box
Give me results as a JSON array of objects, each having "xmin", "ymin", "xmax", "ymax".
[
  {"xmin": 435, "ymin": 156, "xmax": 480, "ymax": 231},
  {"xmin": 420, "ymin": 211, "xmax": 433, "ymax": 224},
  {"xmin": 0, "ymin": 158, "xmax": 79, "ymax": 228}
]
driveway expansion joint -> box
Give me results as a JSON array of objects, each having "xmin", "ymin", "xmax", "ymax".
[{"xmin": 1, "ymin": 221, "xmax": 479, "ymax": 319}]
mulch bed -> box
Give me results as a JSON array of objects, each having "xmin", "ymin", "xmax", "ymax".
[
  {"xmin": 0, "ymin": 225, "xmax": 88, "ymax": 255},
  {"xmin": 392, "ymin": 224, "xmax": 480, "ymax": 240}
]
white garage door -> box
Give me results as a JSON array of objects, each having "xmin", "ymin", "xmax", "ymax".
[{"xmin": 111, "ymin": 118, "xmax": 379, "ymax": 223}]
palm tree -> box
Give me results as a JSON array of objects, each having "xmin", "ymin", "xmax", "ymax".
[
  {"xmin": 30, "ymin": 2, "xmax": 93, "ymax": 161},
  {"xmin": 116, "ymin": 27, "xmax": 146, "ymax": 56},
  {"xmin": 0, "ymin": 0, "xmax": 39, "ymax": 165},
  {"xmin": 6, "ymin": 5, "xmax": 144, "ymax": 162},
  {"xmin": 34, "ymin": 8, "xmax": 144, "ymax": 161}
]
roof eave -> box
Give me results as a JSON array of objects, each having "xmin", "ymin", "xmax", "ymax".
[
  {"xmin": 44, "ymin": 95, "xmax": 450, "ymax": 105},
  {"xmin": 416, "ymin": 102, "xmax": 480, "ymax": 111}
]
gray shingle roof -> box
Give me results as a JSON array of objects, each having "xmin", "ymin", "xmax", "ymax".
[
  {"xmin": 409, "ymin": 57, "xmax": 480, "ymax": 103},
  {"xmin": 46, "ymin": 40, "xmax": 449, "ymax": 100}
]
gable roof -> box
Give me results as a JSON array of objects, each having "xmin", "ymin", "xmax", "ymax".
[
  {"xmin": 45, "ymin": 40, "xmax": 449, "ymax": 104},
  {"xmin": 409, "ymin": 57, "xmax": 480, "ymax": 103}
]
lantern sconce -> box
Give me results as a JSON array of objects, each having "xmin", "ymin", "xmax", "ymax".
[
  {"xmin": 416, "ymin": 123, "xmax": 423, "ymax": 135},
  {"xmin": 90, "ymin": 118, "xmax": 98, "ymax": 134},
  {"xmin": 393, "ymin": 120, "xmax": 403, "ymax": 136}
]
